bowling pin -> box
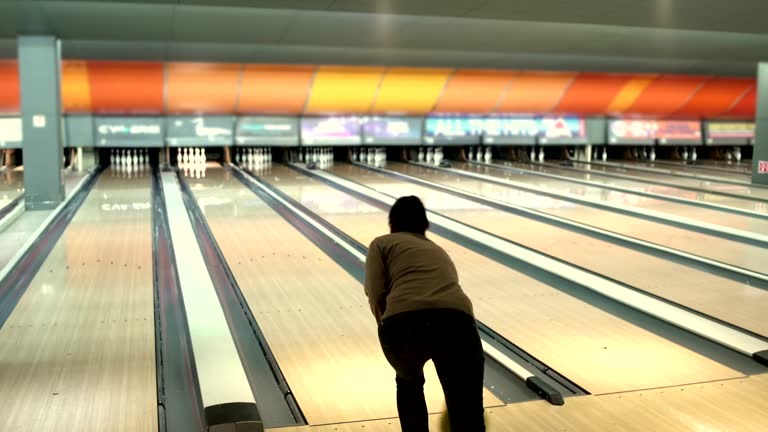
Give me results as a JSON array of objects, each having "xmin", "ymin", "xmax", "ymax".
[
  {"xmin": 682, "ymin": 147, "xmax": 689, "ymax": 160},
  {"xmin": 538, "ymin": 148, "xmax": 545, "ymax": 163},
  {"xmin": 484, "ymin": 147, "xmax": 492, "ymax": 163},
  {"xmin": 476, "ymin": 147, "xmax": 483, "ymax": 162},
  {"xmin": 691, "ymin": 147, "xmax": 697, "ymax": 161},
  {"xmin": 468, "ymin": 147, "xmax": 474, "ymax": 161},
  {"xmin": 110, "ymin": 149, "xmax": 116, "ymax": 165},
  {"xmin": 530, "ymin": 147, "xmax": 536, "ymax": 162},
  {"xmin": 426, "ymin": 147, "xmax": 434, "ymax": 164},
  {"xmin": 367, "ymin": 148, "xmax": 374, "ymax": 165},
  {"xmin": 650, "ymin": 148, "xmax": 656, "ymax": 161},
  {"xmin": 735, "ymin": 147, "xmax": 742, "ymax": 162},
  {"xmin": 417, "ymin": 147, "xmax": 424, "ymax": 162},
  {"xmin": 132, "ymin": 149, "xmax": 138, "ymax": 165},
  {"xmin": 601, "ymin": 147, "xmax": 607, "ymax": 162}
]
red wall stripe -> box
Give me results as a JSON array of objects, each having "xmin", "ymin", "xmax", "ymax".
[
  {"xmin": 554, "ymin": 73, "xmax": 633, "ymax": 115},
  {"xmin": 0, "ymin": 61, "xmax": 20, "ymax": 114},
  {"xmin": 671, "ymin": 78, "xmax": 756, "ymax": 118},
  {"xmin": 626, "ymin": 75, "xmax": 711, "ymax": 117},
  {"xmin": 722, "ymin": 87, "xmax": 756, "ymax": 119},
  {"xmin": 87, "ymin": 61, "xmax": 165, "ymax": 114}
]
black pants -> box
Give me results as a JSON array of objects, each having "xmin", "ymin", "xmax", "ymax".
[{"xmin": 378, "ymin": 309, "xmax": 485, "ymax": 432}]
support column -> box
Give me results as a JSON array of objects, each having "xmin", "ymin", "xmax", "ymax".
[
  {"xmin": 753, "ymin": 63, "xmax": 768, "ymax": 185},
  {"xmin": 18, "ymin": 35, "xmax": 64, "ymax": 210}
]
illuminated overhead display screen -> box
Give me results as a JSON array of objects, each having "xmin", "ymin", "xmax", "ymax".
[
  {"xmin": 95, "ymin": 117, "xmax": 165, "ymax": 147},
  {"xmin": 655, "ymin": 121, "xmax": 702, "ymax": 145},
  {"xmin": 483, "ymin": 118, "xmax": 538, "ymax": 145},
  {"xmin": 424, "ymin": 117, "xmax": 483, "ymax": 145},
  {"xmin": 705, "ymin": 122, "xmax": 755, "ymax": 146},
  {"xmin": 0, "ymin": 117, "xmax": 22, "ymax": 149},
  {"xmin": 236, "ymin": 116, "xmax": 299, "ymax": 146},
  {"xmin": 608, "ymin": 119, "xmax": 656, "ymax": 145},
  {"xmin": 167, "ymin": 116, "xmax": 234, "ymax": 147},
  {"xmin": 537, "ymin": 117, "xmax": 588, "ymax": 145},
  {"xmin": 301, "ymin": 117, "xmax": 362, "ymax": 145},
  {"xmin": 362, "ymin": 117, "xmax": 422, "ymax": 146}
]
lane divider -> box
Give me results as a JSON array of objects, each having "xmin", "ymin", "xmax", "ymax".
[{"xmin": 160, "ymin": 172, "xmax": 262, "ymax": 431}]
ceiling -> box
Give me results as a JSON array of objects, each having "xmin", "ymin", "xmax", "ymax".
[{"xmin": 1, "ymin": 0, "xmax": 767, "ymax": 75}]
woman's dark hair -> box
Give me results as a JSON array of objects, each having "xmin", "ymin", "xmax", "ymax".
[{"xmin": 389, "ymin": 196, "xmax": 429, "ymax": 235}]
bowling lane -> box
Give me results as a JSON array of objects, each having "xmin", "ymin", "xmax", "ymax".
[
  {"xmin": 384, "ymin": 162, "xmax": 768, "ymax": 274},
  {"xmin": 692, "ymin": 160, "xmax": 752, "ymax": 173},
  {"xmin": 261, "ymin": 164, "xmax": 745, "ymax": 395},
  {"xmin": 0, "ymin": 167, "xmax": 24, "ymax": 208},
  {"xmin": 450, "ymin": 162, "xmax": 768, "ymax": 233},
  {"xmin": 186, "ymin": 166, "xmax": 503, "ymax": 425},
  {"xmin": 570, "ymin": 161, "xmax": 768, "ymax": 200},
  {"xmin": 0, "ymin": 169, "xmax": 157, "ymax": 432},
  {"xmin": 328, "ymin": 163, "xmax": 768, "ymax": 337},
  {"xmin": 496, "ymin": 161, "xmax": 765, "ymax": 214},
  {"xmin": 617, "ymin": 161, "xmax": 751, "ymax": 181}
]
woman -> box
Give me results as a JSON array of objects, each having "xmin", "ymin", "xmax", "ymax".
[{"xmin": 365, "ymin": 195, "xmax": 485, "ymax": 431}]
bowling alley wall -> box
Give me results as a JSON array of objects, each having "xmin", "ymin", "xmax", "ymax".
[{"xmin": 0, "ymin": 61, "xmax": 757, "ymax": 118}]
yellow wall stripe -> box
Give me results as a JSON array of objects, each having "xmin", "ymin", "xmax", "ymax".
[
  {"xmin": 305, "ymin": 66, "xmax": 385, "ymax": 114},
  {"xmin": 372, "ymin": 68, "xmax": 452, "ymax": 115}
]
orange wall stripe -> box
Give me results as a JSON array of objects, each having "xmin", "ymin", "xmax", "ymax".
[
  {"xmin": 606, "ymin": 76, "xmax": 658, "ymax": 113},
  {"xmin": 625, "ymin": 75, "xmax": 710, "ymax": 116},
  {"xmin": 671, "ymin": 78, "xmax": 756, "ymax": 118},
  {"xmin": 87, "ymin": 61, "xmax": 164, "ymax": 114},
  {"xmin": 305, "ymin": 66, "xmax": 385, "ymax": 114},
  {"xmin": 554, "ymin": 73, "xmax": 634, "ymax": 115},
  {"xmin": 237, "ymin": 65, "xmax": 314, "ymax": 115},
  {"xmin": 723, "ymin": 87, "xmax": 756, "ymax": 119},
  {"xmin": 0, "ymin": 60, "xmax": 20, "ymax": 114},
  {"xmin": 494, "ymin": 72, "xmax": 577, "ymax": 114},
  {"xmin": 61, "ymin": 60, "xmax": 92, "ymax": 113},
  {"xmin": 432, "ymin": 70, "xmax": 517, "ymax": 114},
  {"xmin": 373, "ymin": 67, "xmax": 452, "ymax": 115},
  {"xmin": 166, "ymin": 62, "xmax": 241, "ymax": 114}
]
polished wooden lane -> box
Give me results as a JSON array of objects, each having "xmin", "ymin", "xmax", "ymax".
[
  {"xmin": 385, "ymin": 162, "xmax": 768, "ymax": 275},
  {"xmin": 0, "ymin": 167, "xmax": 23, "ymax": 208},
  {"xmin": 447, "ymin": 162, "xmax": 768, "ymax": 234},
  {"xmin": 331, "ymin": 163, "xmax": 768, "ymax": 338},
  {"xmin": 570, "ymin": 162, "xmax": 768, "ymax": 200},
  {"xmin": 271, "ymin": 373, "xmax": 768, "ymax": 432},
  {"xmin": 186, "ymin": 167, "xmax": 503, "ymax": 426},
  {"xmin": 499, "ymin": 161, "xmax": 765, "ymax": 214},
  {"xmin": 0, "ymin": 171, "xmax": 157, "ymax": 432},
  {"xmin": 261, "ymin": 164, "xmax": 745, "ymax": 395}
]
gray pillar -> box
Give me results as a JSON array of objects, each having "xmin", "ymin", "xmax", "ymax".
[
  {"xmin": 18, "ymin": 35, "xmax": 65, "ymax": 210},
  {"xmin": 753, "ymin": 63, "xmax": 768, "ymax": 185}
]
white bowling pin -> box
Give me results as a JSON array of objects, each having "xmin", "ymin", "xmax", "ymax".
[
  {"xmin": 468, "ymin": 147, "xmax": 474, "ymax": 161},
  {"xmin": 110, "ymin": 149, "xmax": 116, "ymax": 165},
  {"xmin": 484, "ymin": 147, "xmax": 492, "ymax": 163},
  {"xmin": 426, "ymin": 147, "xmax": 434, "ymax": 163},
  {"xmin": 735, "ymin": 147, "xmax": 742, "ymax": 162},
  {"xmin": 417, "ymin": 147, "xmax": 424, "ymax": 162},
  {"xmin": 691, "ymin": 147, "xmax": 697, "ymax": 161},
  {"xmin": 682, "ymin": 147, "xmax": 689, "ymax": 160},
  {"xmin": 538, "ymin": 149, "xmax": 545, "ymax": 163},
  {"xmin": 601, "ymin": 147, "xmax": 607, "ymax": 162},
  {"xmin": 476, "ymin": 147, "xmax": 483, "ymax": 162},
  {"xmin": 530, "ymin": 148, "xmax": 536, "ymax": 161},
  {"xmin": 650, "ymin": 148, "xmax": 656, "ymax": 161}
]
